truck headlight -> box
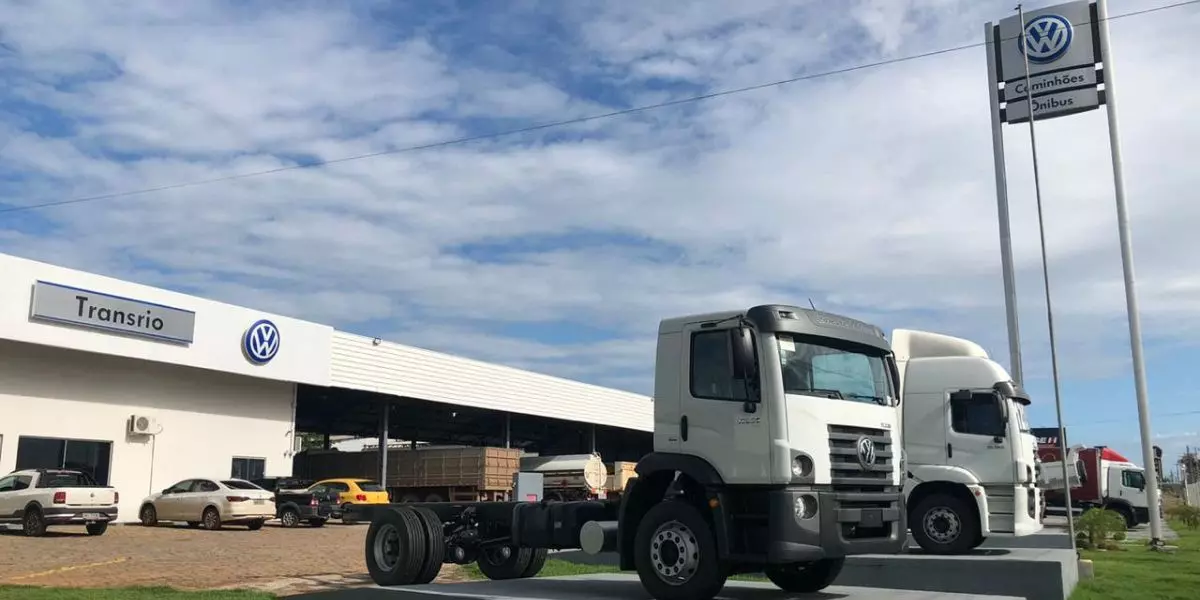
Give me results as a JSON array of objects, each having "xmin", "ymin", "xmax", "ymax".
[
  {"xmin": 794, "ymin": 494, "xmax": 818, "ymax": 520},
  {"xmin": 792, "ymin": 454, "xmax": 813, "ymax": 479}
]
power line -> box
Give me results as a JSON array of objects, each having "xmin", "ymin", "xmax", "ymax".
[
  {"xmin": 1, "ymin": 0, "xmax": 1196, "ymax": 217},
  {"xmin": 1067, "ymin": 408, "xmax": 1200, "ymax": 427}
]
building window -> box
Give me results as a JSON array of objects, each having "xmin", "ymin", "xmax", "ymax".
[
  {"xmin": 15, "ymin": 436, "xmax": 112, "ymax": 485},
  {"xmin": 231, "ymin": 457, "xmax": 266, "ymax": 481},
  {"xmin": 689, "ymin": 329, "xmax": 750, "ymax": 401}
]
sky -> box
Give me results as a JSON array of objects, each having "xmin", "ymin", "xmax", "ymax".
[{"xmin": 1, "ymin": 0, "xmax": 1198, "ymax": 470}]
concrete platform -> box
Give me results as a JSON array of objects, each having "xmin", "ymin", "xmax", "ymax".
[
  {"xmin": 294, "ymin": 573, "xmax": 1024, "ymax": 599},
  {"xmin": 554, "ymin": 545, "xmax": 1078, "ymax": 600}
]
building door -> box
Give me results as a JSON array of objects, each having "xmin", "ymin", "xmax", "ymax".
[{"xmin": 15, "ymin": 436, "xmax": 113, "ymax": 485}]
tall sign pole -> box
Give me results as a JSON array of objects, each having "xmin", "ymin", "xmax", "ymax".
[
  {"xmin": 987, "ymin": 0, "xmax": 1103, "ymax": 554},
  {"xmin": 983, "ymin": 20, "xmax": 1025, "ymax": 387},
  {"xmin": 1095, "ymin": 0, "xmax": 1163, "ymax": 547}
]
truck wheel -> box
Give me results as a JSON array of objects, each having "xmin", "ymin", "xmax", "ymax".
[
  {"xmin": 477, "ymin": 545, "xmax": 534, "ymax": 580},
  {"xmin": 280, "ymin": 508, "xmax": 301, "ymax": 528},
  {"xmin": 520, "ymin": 548, "xmax": 549, "ymax": 578},
  {"xmin": 764, "ymin": 558, "xmax": 844, "ymax": 592},
  {"xmin": 911, "ymin": 494, "xmax": 978, "ymax": 555},
  {"xmin": 365, "ymin": 507, "xmax": 428, "ymax": 586},
  {"xmin": 634, "ymin": 500, "xmax": 727, "ymax": 600},
  {"xmin": 411, "ymin": 507, "xmax": 447, "ymax": 584},
  {"xmin": 86, "ymin": 522, "xmax": 109, "ymax": 536},
  {"xmin": 22, "ymin": 506, "xmax": 47, "ymax": 537}
]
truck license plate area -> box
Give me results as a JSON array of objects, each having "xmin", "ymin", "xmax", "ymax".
[{"xmin": 859, "ymin": 509, "xmax": 883, "ymax": 528}]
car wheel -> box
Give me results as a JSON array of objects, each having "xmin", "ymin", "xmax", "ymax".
[
  {"xmin": 86, "ymin": 522, "xmax": 109, "ymax": 536},
  {"xmin": 22, "ymin": 507, "xmax": 47, "ymax": 537},
  {"xmin": 247, "ymin": 519, "xmax": 265, "ymax": 531},
  {"xmin": 202, "ymin": 507, "xmax": 222, "ymax": 530},
  {"xmin": 280, "ymin": 508, "xmax": 301, "ymax": 528},
  {"xmin": 140, "ymin": 504, "xmax": 158, "ymax": 527}
]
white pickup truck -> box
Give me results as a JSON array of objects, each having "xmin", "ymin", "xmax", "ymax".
[{"xmin": 0, "ymin": 469, "xmax": 120, "ymax": 536}]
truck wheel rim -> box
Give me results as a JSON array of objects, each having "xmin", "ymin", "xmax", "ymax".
[
  {"xmin": 373, "ymin": 524, "xmax": 402, "ymax": 571},
  {"xmin": 650, "ymin": 521, "xmax": 699, "ymax": 585},
  {"xmin": 923, "ymin": 507, "xmax": 961, "ymax": 543},
  {"xmin": 283, "ymin": 511, "xmax": 297, "ymax": 526}
]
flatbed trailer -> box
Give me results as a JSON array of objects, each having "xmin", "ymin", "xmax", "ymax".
[{"xmin": 357, "ymin": 305, "xmax": 908, "ymax": 600}]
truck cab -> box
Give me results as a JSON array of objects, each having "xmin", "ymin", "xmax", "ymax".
[
  {"xmin": 1039, "ymin": 445, "xmax": 1153, "ymax": 529},
  {"xmin": 892, "ymin": 329, "xmax": 1042, "ymax": 554}
]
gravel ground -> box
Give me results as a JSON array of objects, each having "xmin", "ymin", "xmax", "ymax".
[{"xmin": 0, "ymin": 521, "xmax": 468, "ymax": 596}]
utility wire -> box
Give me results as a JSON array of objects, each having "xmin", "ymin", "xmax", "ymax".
[
  {"xmin": 1, "ymin": 0, "xmax": 1196, "ymax": 216},
  {"xmin": 1068, "ymin": 408, "xmax": 1200, "ymax": 427}
]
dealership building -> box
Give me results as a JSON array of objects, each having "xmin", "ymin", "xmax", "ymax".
[{"xmin": 0, "ymin": 252, "xmax": 653, "ymax": 522}]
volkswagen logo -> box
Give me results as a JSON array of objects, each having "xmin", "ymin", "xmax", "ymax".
[
  {"xmin": 242, "ymin": 319, "xmax": 281, "ymax": 365},
  {"xmin": 856, "ymin": 436, "xmax": 876, "ymax": 468},
  {"xmin": 1020, "ymin": 14, "xmax": 1073, "ymax": 64}
]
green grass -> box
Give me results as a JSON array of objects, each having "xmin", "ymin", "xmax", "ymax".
[
  {"xmin": 1070, "ymin": 520, "xmax": 1200, "ymax": 600},
  {"xmin": 0, "ymin": 586, "xmax": 273, "ymax": 600}
]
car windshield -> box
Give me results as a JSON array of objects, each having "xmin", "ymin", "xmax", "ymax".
[
  {"xmin": 357, "ymin": 481, "xmax": 385, "ymax": 492},
  {"xmin": 777, "ymin": 334, "xmax": 894, "ymax": 406},
  {"xmin": 222, "ymin": 480, "xmax": 263, "ymax": 490}
]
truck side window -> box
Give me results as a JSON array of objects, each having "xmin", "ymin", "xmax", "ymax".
[
  {"xmin": 1122, "ymin": 470, "xmax": 1145, "ymax": 489},
  {"xmin": 950, "ymin": 393, "xmax": 1005, "ymax": 437},
  {"xmin": 690, "ymin": 329, "xmax": 749, "ymax": 402}
]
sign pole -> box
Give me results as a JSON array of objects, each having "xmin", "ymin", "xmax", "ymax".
[
  {"xmin": 984, "ymin": 21, "xmax": 1026, "ymax": 387},
  {"xmin": 1016, "ymin": 3, "xmax": 1076, "ymax": 551},
  {"xmin": 1095, "ymin": 0, "xmax": 1163, "ymax": 548}
]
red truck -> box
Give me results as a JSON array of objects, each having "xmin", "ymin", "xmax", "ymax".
[{"xmin": 1037, "ymin": 443, "xmax": 1153, "ymax": 529}]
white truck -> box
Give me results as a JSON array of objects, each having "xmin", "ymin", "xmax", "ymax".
[
  {"xmin": 356, "ymin": 305, "xmax": 907, "ymax": 600},
  {"xmin": 1039, "ymin": 445, "xmax": 1156, "ymax": 529},
  {"xmin": 892, "ymin": 329, "xmax": 1042, "ymax": 554},
  {"xmin": 0, "ymin": 468, "xmax": 120, "ymax": 536}
]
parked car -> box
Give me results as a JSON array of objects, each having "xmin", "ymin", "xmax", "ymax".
[
  {"xmin": 0, "ymin": 469, "xmax": 119, "ymax": 537},
  {"xmin": 306, "ymin": 478, "xmax": 388, "ymax": 524},
  {"xmin": 253, "ymin": 477, "xmax": 334, "ymax": 527},
  {"xmin": 139, "ymin": 478, "xmax": 275, "ymax": 530}
]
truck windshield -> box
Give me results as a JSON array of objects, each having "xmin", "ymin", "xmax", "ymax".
[{"xmin": 777, "ymin": 334, "xmax": 894, "ymax": 405}]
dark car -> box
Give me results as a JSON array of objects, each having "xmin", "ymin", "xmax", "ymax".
[{"xmin": 251, "ymin": 477, "xmax": 335, "ymax": 528}]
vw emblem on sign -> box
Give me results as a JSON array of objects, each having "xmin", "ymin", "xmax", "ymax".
[
  {"xmin": 856, "ymin": 436, "xmax": 876, "ymax": 468},
  {"xmin": 1020, "ymin": 14, "xmax": 1073, "ymax": 64},
  {"xmin": 242, "ymin": 319, "xmax": 281, "ymax": 365}
]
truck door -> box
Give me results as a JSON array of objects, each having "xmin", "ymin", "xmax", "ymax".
[
  {"xmin": 945, "ymin": 390, "xmax": 1012, "ymax": 485},
  {"xmin": 1109, "ymin": 468, "xmax": 1147, "ymax": 509},
  {"xmin": 681, "ymin": 324, "xmax": 772, "ymax": 484}
]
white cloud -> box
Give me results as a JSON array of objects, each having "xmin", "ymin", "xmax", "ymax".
[{"xmin": 1, "ymin": 0, "xmax": 1199, "ymax": 425}]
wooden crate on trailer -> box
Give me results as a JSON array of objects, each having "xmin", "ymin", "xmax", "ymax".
[{"xmin": 387, "ymin": 446, "xmax": 520, "ymax": 491}]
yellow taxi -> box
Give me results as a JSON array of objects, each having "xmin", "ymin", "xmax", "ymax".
[{"xmin": 307, "ymin": 478, "xmax": 389, "ymax": 523}]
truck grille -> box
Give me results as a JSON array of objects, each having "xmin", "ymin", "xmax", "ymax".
[{"xmin": 828, "ymin": 425, "xmax": 896, "ymax": 501}]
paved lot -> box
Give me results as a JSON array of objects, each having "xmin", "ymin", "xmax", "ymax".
[{"xmin": 0, "ymin": 521, "xmax": 467, "ymax": 596}]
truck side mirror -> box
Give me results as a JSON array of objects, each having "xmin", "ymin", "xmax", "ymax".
[{"xmin": 730, "ymin": 327, "xmax": 756, "ymax": 381}]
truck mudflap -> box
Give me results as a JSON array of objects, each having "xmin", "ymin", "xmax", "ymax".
[{"xmin": 765, "ymin": 488, "xmax": 906, "ymax": 563}]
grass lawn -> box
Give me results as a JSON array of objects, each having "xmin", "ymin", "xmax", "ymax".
[
  {"xmin": 0, "ymin": 586, "xmax": 272, "ymax": 599},
  {"xmin": 1071, "ymin": 519, "xmax": 1200, "ymax": 600}
]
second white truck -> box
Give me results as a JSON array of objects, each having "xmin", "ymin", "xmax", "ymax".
[{"xmin": 892, "ymin": 329, "xmax": 1042, "ymax": 554}]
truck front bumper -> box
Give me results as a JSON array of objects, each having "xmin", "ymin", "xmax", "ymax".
[
  {"xmin": 41, "ymin": 506, "xmax": 118, "ymax": 525},
  {"xmin": 766, "ymin": 487, "xmax": 906, "ymax": 563}
]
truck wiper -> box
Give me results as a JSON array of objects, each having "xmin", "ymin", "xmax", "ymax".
[
  {"xmin": 791, "ymin": 388, "xmax": 844, "ymax": 399},
  {"xmin": 846, "ymin": 393, "xmax": 887, "ymax": 405}
]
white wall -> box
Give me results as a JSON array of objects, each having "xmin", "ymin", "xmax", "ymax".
[
  {"xmin": 331, "ymin": 331, "xmax": 654, "ymax": 432},
  {"xmin": 0, "ymin": 252, "xmax": 333, "ymax": 386},
  {"xmin": 0, "ymin": 340, "xmax": 297, "ymax": 523}
]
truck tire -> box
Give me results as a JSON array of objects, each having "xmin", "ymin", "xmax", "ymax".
[
  {"xmin": 86, "ymin": 522, "xmax": 109, "ymax": 536},
  {"xmin": 22, "ymin": 506, "xmax": 47, "ymax": 537},
  {"xmin": 411, "ymin": 507, "xmax": 447, "ymax": 584},
  {"xmin": 633, "ymin": 500, "xmax": 727, "ymax": 600},
  {"xmin": 764, "ymin": 558, "xmax": 844, "ymax": 592},
  {"xmin": 910, "ymin": 494, "xmax": 978, "ymax": 555},
  {"xmin": 476, "ymin": 546, "xmax": 534, "ymax": 580},
  {"xmin": 365, "ymin": 507, "xmax": 427, "ymax": 586},
  {"xmin": 520, "ymin": 548, "xmax": 549, "ymax": 578}
]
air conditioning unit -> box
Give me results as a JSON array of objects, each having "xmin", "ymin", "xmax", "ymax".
[{"xmin": 128, "ymin": 414, "xmax": 158, "ymax": 435}]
